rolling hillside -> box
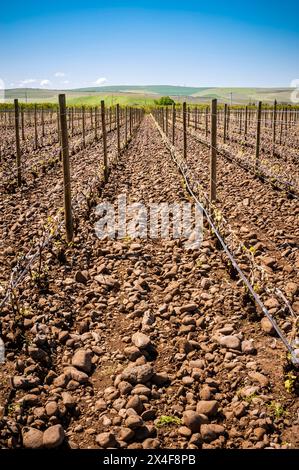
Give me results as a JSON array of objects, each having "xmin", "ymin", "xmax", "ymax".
[{"xmin": 3, "ymin": 86, "xmax": 295, "ymax": 104}]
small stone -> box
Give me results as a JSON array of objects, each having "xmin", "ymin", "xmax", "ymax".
[
  {"xmin": 178, "ymin": 426, "xmax": 192, "ymax": 438},
  {"xmin": 45, "ymin": 401, "xmax": 58, "ymax": 417},
  {"xmin": 183, "ymin": 410, "xmax": 208, "ymax": 432},
  {"xmin": 61, "ymin": 392, "xmax": 76, "ymax": 408},
  {"xmin": 126, "ymin": 395, "xmax": 144, "ymax": 414},
  {"xmin": 22, "ymin": 428, "xmax": 44, "ymax": 449},
  {"xmin": 75, "ymin": 271, "xmax": 88, "ymax": 284},
  {"xmin": 118, "ymin": 381, "xmax": 133, "ymax": 395},
  {"xmin": 96, "ymin": 432, "xmax": 116, "ymax": 448},
  {"xmin": 125, "ymin": 415, "xmax": 144, "ymax": 429},
  {"xmin": 71, "ymin": 349, "xmax": 92, "ymax": 373},
  {"xmin": 95, "ymin": 399, "xmax": 107, "ymax": 411},
  {"xmin": 201, "ymin": 424, "xmax": 225, "ymax": 442},
  {"xmin": 264, "ymin": 298, "xmax": 279, "ymax": 309},
  {"xmin": 118, "ymin": 427, "xmax": 134, "ymax": 442},
  {"xmin": 248, "ymin": 371, "xmax": 269, "ymax": 387},
  {"xmin": 132, "ymin": 332, "xmax": 151, "ymax": 349},
  {"xmin": 43, "ymin": 425, "xmax": 65, "ymax": 448},
  {"xmin": 142, "ymin": 438, "xmax": 160, "ymax": 449},
  {"xmin": 180, "ymin": 303, "xmax": 198, "ymax": 313},
  {"xmin": 285, "ymin": 282, "xmax": 298, "ymax": 296},
  {"xmin": 121, "ymin": 364, "xmax": 153, "ymax": 384},
  {"xmin": 219, "ymin": 335, "xmax": 241, "ymax": 350},
  {"xmin": 232, "ymin": 402, "xmax": 246, "ymax": 418},
  {"xmin": 64, "ymin": 366, "xmax": 89, "ymax": 383},
  {"xmin": 124, "ymin": 346, "xmax": 141, "ymax": 361},
  {"xmin": 261, "ymin": 256, "xmax": 276, "ymax": 268},
  {"xmin": 241, "ymin": 340, "xmax": 256, "ymax": 355},
  {"xmin": 261, "ymin": 318, "xmax": 275, "ymax": 335},
  {"xmin": 196, "ymin": 400, "xmax": 219, "ymax": 417},
  {"xmin": 254, "ymin": 427, "xmax": 266, "ymax": 440}
]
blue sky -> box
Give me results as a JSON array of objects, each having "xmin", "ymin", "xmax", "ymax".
[{"xmin": 1, "ymin": 1, "xmax": 298, "ymax": 89}]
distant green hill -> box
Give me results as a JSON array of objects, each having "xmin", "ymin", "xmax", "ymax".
[{"xmin": 3, "ymin": 85, "xmax": 296, "ymax": 104}]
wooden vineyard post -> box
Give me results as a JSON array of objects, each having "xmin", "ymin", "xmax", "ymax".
[
  {"xmin": 165, "ymin": 106, "xmax": 169, "ymax": 136},
  {"xmin": 101, "ymin": 101, "xmax": 108, "ymax": 182},
  {"xmin": 223, "ymin": 103, "xmax": 227, "ymax": 143},
  {"xmin": 210, "ymin": 99, "xmax": 217, "ymax": 203},
  {"xmin": 116, "ymin": 103, "xmax": 120, "ymax": 157},
  {"xmin": 161, "ymin": 108, "xmax": 165, "ymax": 132},
  {"xmin": 205, "ymin": 106, "xmax": 208, "ymax": 139},
  {"xmin": 58, "ymin": 94, "xmax": 73, "ymax": 243},
  {"xmin": 129, "ymin": 107, "xmax": 132, "ymax": 136},
  {"xmin": 172, "ymin": 103, "xmax": 176, "ymax": 145},
  {"xmin": 82, "ymin": 106, "xmax": 86, "ymax": 148},
  {"xmin": 41, "ymin": 107, "xmax": 45, "ymax": 138},
  {"xmin": 71, "ymin": 107, "xmax": 74, "ymax": 136},
  {"xmin": 272, "ymin": 99, "xmax": 277, "ymax": 155},
  {"xmin": 34, "ymin": 104, "xmax": 38, "ymax": 149},
  {"xmin": 125, "ymin": 107, "xmax": 128, "ymax": 144},
  {"xmin": 21, "ymin": 107, "xmax": 25, "ymax": 141},
  {"xmin": 194, "ymin": 107, "xmax": 197, "ymax": 131},
  {"xmin": 244, "ymin": 105, "xmax": 248, "ymax": 141},
  {"xmin": 183, "ymin": 102, "xmax": 187, "ymax": 159},
  {"xmin": 94, "ymin": 106, "xmax": 98, "ymax": 140},
  {"xmin": 14, "ymin": 99, "xmax": 22, "ymax": 187},
  {"xmin": 255, "ymin": 101, "xmax": 262, "ymax": 171},
  {"xmin": 90, "ymin": 107, "xmax": 93, "ymax": 130}
]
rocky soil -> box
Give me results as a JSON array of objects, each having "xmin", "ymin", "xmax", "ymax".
[{"xmin": 0, "ymin": 115, "xmax": 298, "ymax": 450}]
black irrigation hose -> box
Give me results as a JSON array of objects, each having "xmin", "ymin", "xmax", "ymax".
[{"xmin": 151, "ymin": 113, "xmax": 299, "ymax": 367}]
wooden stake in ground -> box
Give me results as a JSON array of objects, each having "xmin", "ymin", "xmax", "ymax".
[
  {"xmin": 244, "ymin": 105, "xmax": 248, "ymax": 140},
  {"xmin": 116, "ymin": 103, "xmax": 120, "ymax": 157},
  {"xmin": 183, "ymin": 102, "xmax": 187, "ymax": 159},
  {"xmin": 255, "ymin": 101, "xmax": 262, "ymax": 171},
  {"xmin": 101, "ymin": 100, "xmax": 108, "ymax": 182},
  {"xmin": 125, "ymin": 107, "xmax": 128, "ymax": 144},
  {"xmin": 21, "ymin": 107, "xmax": 25, "ymax": 141},
  {"xmin": 223, "ymin": 103, "xmax": 227, "ymax": 143},
  {"xmin": 165, "ymin": 106, "xmax": 169, "ymax": 136},
  {"xmin": 58, "ymin": 94, "xmax": 73, "ymax": 243},
  {"xmin": 94, "ymin": 106, "xmax": 98, "ymax": 140},
  {"xmin": 34, "ymin": 104, "xmax": 38, "ymax": 149},
  {"xmin": 272, "ymin": 99, "xmax": 277, "ymax": 155},
  {"xmin": 172, "ymin": 103, "xmax": 176, "ymax": 145},
  {"xmin": 205, "ymin": 106, "xmax": 208, "ymax": 139},
  {"xmin": 14, "ymin": 99, "xmax": 22, "ymax": 187},
  {"xmin": 210, "ymin": 99, "xmax": 217, "ymax": 203},
  {"xmin": 82, "ymin": 106, "xmax": 86, "ymax": 148}
]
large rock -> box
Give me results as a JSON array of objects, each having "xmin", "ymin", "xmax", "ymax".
[
  {"xmin": 43, "ymin": 425, "xmax": 65, "ymax": 448},
  {"xmin": 241, "ymin": 340, "xmax": 256, "ymax": 355},
  {"xmin": 64, "ymin": 366, "xmax": 89, "ymax": 383},
  {"xmin": 182, "ymin": 411, "xmax": 208, "ymax": 432},
  {"xmin": 261, "ymin": 317, "xmax": 275, "ymax": 335},
  {"xmin": 196, "ymin": 400, "xmax": 219, "ymax": 417},
  {"xmin": 22, "ymin": 428, "xmax": 44, "ymax": 449},
  {"xmin": 132, "ymin": 332, "xmax": 151, "ymax": 349},
  {"xmin": 71, "ymin": 349, "xmax": 92, "ymax": 373},
  {"xmin": 96, "ymin": 432, "xmax": 117, "ymax": 448},
  {"xmin": 219, "ymin": 335, "xmax": 241, "ymax": 350},
  {"xmin": 201, "ymin": 424, "xmax": 225, "ymax": 442},
  {"xmin": 248, "ymin": 371, "xmax": 269, "ymax": 387},
  {"xmin": 121, "ymin": 364, "xmax": 153, "ymax": 384}
]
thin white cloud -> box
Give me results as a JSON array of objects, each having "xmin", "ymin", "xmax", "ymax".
[
  {"xmin": 55, "ymin": 72, "xmax": 65, "ymax": 77},
  {"xmin": 94, "ymin": 77, "xmax": 107, "ymax": 86},
  {"xmin": 40, "ymin": 79, "xmax": 51, "ymax": 87},
  {"xmin": 18, "ymin": 78, "xmax": 37, "ymax": 87},
  {"xmin": 62, "ymin": 80, "xmax": 70, "ymax": 84}
]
